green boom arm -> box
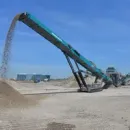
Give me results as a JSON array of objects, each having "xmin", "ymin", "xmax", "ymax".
[{"xmin": 18, "ymin": 12, "xmax": 112, "ymax": 84}]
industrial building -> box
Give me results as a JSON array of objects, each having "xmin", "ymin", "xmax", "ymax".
[
  {"xmin": 17, "ymin": 73, "xmax": 27, "ymax": 81},
  {"xmin": 16, "ymin": 73, "xmax": 51, "ymax": 82}
]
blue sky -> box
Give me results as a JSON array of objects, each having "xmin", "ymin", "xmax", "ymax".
[{"xmin": 0, "ymin": 0, "xmax": 130, "ymax": 78}]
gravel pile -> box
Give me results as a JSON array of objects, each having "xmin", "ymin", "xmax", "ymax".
[{"xmin": 0, "ymin": 79, "xmax": 36, "ymax": 108}]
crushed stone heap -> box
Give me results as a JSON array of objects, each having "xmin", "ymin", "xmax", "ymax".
[{"xmin": 0, "ymin": 79, "xmax": 36, "ymax": 108}]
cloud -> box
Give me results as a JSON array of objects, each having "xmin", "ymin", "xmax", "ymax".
[
  {"xmin": 16, "ymin": 31, "xmax": 39, "ymax": 37},
  {"xmin": 12, "ymin": 9, "xmax": 130, "ymax": 44},
  {"xmin": 0, "ymin": 40, "xmax": 4, "ymax": 43},
  {"xmin": 115, "ymin": 48, "xmax": 129, "ymax": 54},
  {"xmin": 59, "ymin": 18, "xmax": 87, "ymax": 28},
  {"xmin": 0, "ymin": 9, "xmax": 4, "ymax": 13},
  {"xmin": 7, "ymin": 63, "xmax": 71, "ymax": 78},
  {"xmin": 0, "ymin": 17, "xmax": 10, "ymax": 24},
  {"xmin": 0, "ymin": 9, "xmax": 11, "ymax": 24},
  {"xmin": 97, "ymin": 56, "xmax": 105, "ymax": 60},
  {"xmin": 44, "ymin": 10, "xmax": 88, "ymax": 28},
  {"xmin": 44, "ymin": 10, "xmax": 130, "ymax": 39},
  {"xmin": 0, "ymin": 40, "xmax": 4, "ymax": 51}
]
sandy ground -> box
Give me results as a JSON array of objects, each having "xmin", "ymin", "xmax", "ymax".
[{"xmin": 0, "ymin": 80, "xmax": 130, "ymax": 130}]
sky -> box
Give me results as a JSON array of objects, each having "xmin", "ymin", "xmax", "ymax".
[{"xmin": 0, "ymin": 0, "xmax": 130, "ymax": 78}]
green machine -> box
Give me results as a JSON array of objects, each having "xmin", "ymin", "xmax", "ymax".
[{"xmin": 10, "ymin": 12, "xmax": 114, "ymax": 92}]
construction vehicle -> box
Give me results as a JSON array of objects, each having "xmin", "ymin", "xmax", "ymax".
[
  {"xmin": 106, "ymin": 67, "xmax": 122, "ymax": 87},
  {"xmin": 106, "ymin": 67, "xmax": 130, "ymax": 87},
  {"xmin": 13, "ymin": 12, "xmax": 114, "ymax": 92},
  {"xmin": 121, "ymin": 73, "xmax": 130, "ymax": 85},
  {"xmin": 32, "ymin": 74, "xmax": 50, "ymax": 83}
]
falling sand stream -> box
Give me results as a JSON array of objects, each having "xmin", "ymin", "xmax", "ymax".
[{"xmin": 0, "ymin": 14, "xmax": 20, "ymax": 78}]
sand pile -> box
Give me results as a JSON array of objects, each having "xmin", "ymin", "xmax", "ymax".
[
  {"xmin": 65, "ymin": 75, "xmax": 98, "ymax": 87},
  {"xmin": 0, "ymin": 79, "xmax": 36, "ymax": 108}
]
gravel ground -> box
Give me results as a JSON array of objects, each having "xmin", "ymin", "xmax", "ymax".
[{"xmin": 0, "ymin": 80, "xmax": 130, "ymax": 130}]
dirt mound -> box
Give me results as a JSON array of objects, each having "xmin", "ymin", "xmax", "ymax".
[
  {"xmin": 0, "ymin": 79, "xmax": 37, "ymax": 108},
  {"xmin": 64, "ymin": 75, "xmax": 97, "ymax": 87}
]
